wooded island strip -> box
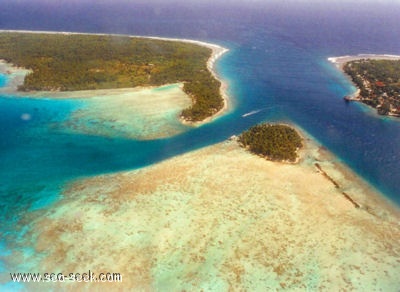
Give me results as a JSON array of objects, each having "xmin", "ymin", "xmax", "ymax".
[
  {"xmin": 343, "ymin": 59, "xmax": 400, "ymax": 117},
  {"xmin": 0, "ymin": 32, "xmax": 224, "ymax": 122}
]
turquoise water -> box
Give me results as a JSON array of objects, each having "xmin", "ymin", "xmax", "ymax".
[
  {"xmin": 60, "ymin": 85, "xmax": 191, "ymax": 140},
  {"xmin": 1, "ymin": 0, "xmax": 400, "ymax": 286},
  {"xmin": 0, "ymin": 75, "xmax": 6, "ymax": 88},
  {"xmin": 0, "ymin": 96, "xmax": 82, "ymax": 235}
]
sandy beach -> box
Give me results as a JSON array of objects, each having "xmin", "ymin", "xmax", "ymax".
[
  {"xmin": 6, "ymin": 131, "xmax": 400, "ymax": 291},
  {"xmin": 328, "ymin": 54, "xmax": 400, "ymax": 70},
  {"xmin": 146, "ymin": 36, "xmax": 230, "ymax": 125},
  {"xmin": 0, "ymin": 30, "xmax": 230, "ymax": 126}
]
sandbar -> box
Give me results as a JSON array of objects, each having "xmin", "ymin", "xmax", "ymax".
[{"xmin": 6, "ymin": 130, "xmax": 400, "ymax": 291}]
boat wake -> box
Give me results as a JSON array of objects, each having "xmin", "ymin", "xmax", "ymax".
[{"xmin": 242, "ymin": 107, "xmax": 272, "ymax": 118}]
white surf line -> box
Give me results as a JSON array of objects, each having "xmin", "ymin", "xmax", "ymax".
[{"xmin": 328, "ymin": 54, "xmax": 400, "ymax": 63}]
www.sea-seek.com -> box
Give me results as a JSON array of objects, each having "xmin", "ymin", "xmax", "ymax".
[{"xmin": 10, "ymin": 271, "xmax": 122, "ymax": 283}]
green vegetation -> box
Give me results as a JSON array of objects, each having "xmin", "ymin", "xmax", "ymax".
[
  {"xmin": 344, "ymin": 59, "xmax": 400, "ymax": 116},
  {"xmin": 239, "ymin": 124, "xmax": 302, "ymax": 162},
  {"xmin": 0, "ymin": 32, "xmax": 224, "ymax": 121}
]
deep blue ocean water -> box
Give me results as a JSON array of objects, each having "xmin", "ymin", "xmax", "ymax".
[{"xmin": 0, "ymin": 0, "xmax": 400, "ymax": 279}]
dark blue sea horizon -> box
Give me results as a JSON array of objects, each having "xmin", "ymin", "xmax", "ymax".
[{"xmin": 1, "ymin": 1, "xmax": 400, "ymax": 280}]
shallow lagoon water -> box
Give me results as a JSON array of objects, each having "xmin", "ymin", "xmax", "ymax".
[
  {"xmin": 0, "ymin": 75, "xmax": 6, "ymax": 87},
  {"xmin": 60, "ymin": 84, "xmax": 192, "ymax": 140},
  {"xmin": 1, "ymin": 37, "xmax": 400, "ymax": 277},
  {"xmin": 1, "ymin": 1, "xmax": 400, "ymax": 289},
  {"xmin": 6, "ymin": 138, "xmax": 399, "ymax": 290}
]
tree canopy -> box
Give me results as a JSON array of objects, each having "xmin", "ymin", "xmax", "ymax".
[
  {"xmin": 344, "ymin": 59, "xmax": 400, "ymax": 116},
  {"xmin": 0, "ymin": 32, "xmax": 224, "ymax": 121},
  {"xmin": 239, "ymin": 124, "xmax": 302, "ymax": 162}
]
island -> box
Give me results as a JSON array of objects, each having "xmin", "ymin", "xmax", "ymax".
[
  {"xmin": 10, "ymin": 126, "xmax": 400, "ymax": 291},
  {"xmin": 2, "ymin": 33, "xmax": 400, "ymax": 291},
  {"xmin": 0, "ymin": 31, "xmax": 228, "ymax": 122},
  {"xmin": 329, "ymin": 54, "xmax": 400, "ymax": 117},
  {"xmin": 238, "ymin": 123, "xmax": 302, "ymax": 162}
]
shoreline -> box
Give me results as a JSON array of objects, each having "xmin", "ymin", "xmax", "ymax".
[
  {"xmin": 9, "ymin": 126, "xmax": 400, "ymax": 290},
  {"xmin": 290, "ymin": 124, "xmax": 400, "ymax": 213},
  {"xmin": 0, "ymin": 29, "xmax": 230, "ymax": 125},
  {"xmin": 137, "ymin": 35, "xmax": 230, "ymax": 125},
  {"xmin": 328, "ymin": 54, "xmax": 400, "ymax": 117},
  {"xmin": 0, "ymin": 59, "xmax": 32, "ymax": 94},
  {"xmin": 328, "ymin": 54, "xmax": 400, "ymax": 70}
]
